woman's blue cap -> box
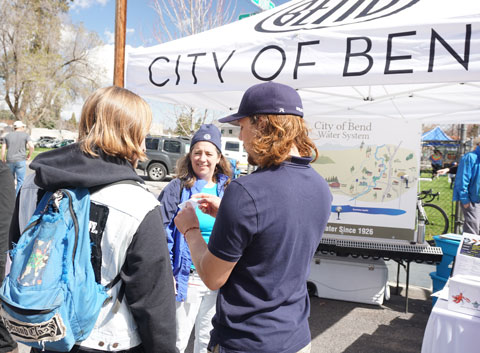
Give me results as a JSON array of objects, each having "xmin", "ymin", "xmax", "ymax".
[{"xmin": 190, "ymin": 124, "xmax": 222, "ymax": 152}]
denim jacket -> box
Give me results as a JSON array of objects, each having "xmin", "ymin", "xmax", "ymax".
[
  {"xmin": 158, "ymin": 174, "xmax": 229, "ymax": 301},
  {"xmin": 453, "ymin": 146, "xmax": 480, "ymax": 205}
]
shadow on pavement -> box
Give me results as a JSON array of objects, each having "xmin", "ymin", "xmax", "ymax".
[{"xmin": 309, "ymin": 285, "xmax": 432, "ymax": 353}]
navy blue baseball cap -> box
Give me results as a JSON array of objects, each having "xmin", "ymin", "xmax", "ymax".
[
  {"xmin": 190, "ymin": 124, "xmax": 222, "ymax": 152},
  {"xmin": 219, "ymin": 81, "xmax": 304, "ymax": 125}
]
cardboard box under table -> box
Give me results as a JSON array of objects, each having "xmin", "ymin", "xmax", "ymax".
[{"xmin": 308, "ymin": 253, "xmax": 388, "ymax": 305}]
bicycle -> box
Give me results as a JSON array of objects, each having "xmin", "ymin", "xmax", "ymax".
[{"xmin": 417, "ymin": 189, "xmax": 450, "ymax": 240}]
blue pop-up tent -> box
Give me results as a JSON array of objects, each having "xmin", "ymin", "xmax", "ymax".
[
  {"xmin": 421, "ymin": 127, "xmax": 454, "ymax": 145},
  {"xmin": 422, "ymin": 126, "xmax": 459, "ymax": 171}
]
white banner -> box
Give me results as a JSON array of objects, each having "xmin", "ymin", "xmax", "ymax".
[
  {"xmin": 126, "ymin": 0, "xmax": 480, "ymax": 123},
  {"xmin": 127, "ymin": 1, "xmax": 480, "ymax": 95}
]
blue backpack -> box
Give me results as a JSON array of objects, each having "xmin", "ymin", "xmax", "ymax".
[{"xmin": 0, "ymin": 188, "xmax": 121, "ymax": 351}]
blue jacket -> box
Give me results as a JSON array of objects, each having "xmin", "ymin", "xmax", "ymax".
[
  {"xmin": 158, "ymin": 174, "xmax": 229, "ymax": 301},
  {"xmin": 453, "ymin": 146, "xmax": 480, "ymax": 205}
]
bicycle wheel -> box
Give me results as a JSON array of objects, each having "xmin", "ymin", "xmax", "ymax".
[{"xmin": 423, "ymin": 203, "xmax": 449, "ymax": 237}]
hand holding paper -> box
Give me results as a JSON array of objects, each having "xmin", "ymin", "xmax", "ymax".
[
  {"xmin": 174, "ymin": 202, "xmax": 199, "ymax": 235},
  {"xmin": 192, "ymin": 193, "xmax": 221, "ymax": 218},
  {"xmin": 178, "ymin": 199, "xmax": 199, "ymax": 210}
]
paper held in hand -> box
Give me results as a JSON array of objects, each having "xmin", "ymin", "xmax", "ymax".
[{"xmin": 178, "ymin": 199, "xmax": 199, "ymax": 210}]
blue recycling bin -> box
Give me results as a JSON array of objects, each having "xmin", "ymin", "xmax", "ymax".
[
  {"xmin": 429, "ymin": 271, "xmax": 448, "ymax": 306},
  {"xmin": 433, "ymin": 235, "xmax": 461, "ymax": 278}
]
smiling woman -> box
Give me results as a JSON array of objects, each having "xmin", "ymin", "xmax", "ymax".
[
  {"xmin": 190, "ymin": 141, "xmax": 221, "ymax": 182},
  {"xmin": 157, "ymin": 124, "xmax": 231, "ymax": 353}
]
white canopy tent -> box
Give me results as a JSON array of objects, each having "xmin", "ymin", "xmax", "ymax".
[{"xmin": 126, "ymin": 0, "xmax": 480, "ymax": 124}]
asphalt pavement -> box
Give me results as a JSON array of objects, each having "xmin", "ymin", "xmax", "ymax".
[
  {"xmin": 307, "ymin": 285, "xmax": 432, "ymax": 353},
  {"xmin": 181, "ymin": 285, "xmax": 433, "ymax": 353}
]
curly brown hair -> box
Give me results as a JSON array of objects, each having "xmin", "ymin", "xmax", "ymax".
[
  {"xmin": 247, "ymin": 114, "xmax": 318, "ymax": 168},
  {"xmin": 175, "ymin": 148, "xmax": 232, "ymax": 189}
]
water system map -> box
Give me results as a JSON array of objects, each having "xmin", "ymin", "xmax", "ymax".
[
  {"xmin": 313, "ymin": 141, "xmax": 419, "ymax": 236},
  {"xmin": 317, "ymin": 142, "xmax": 417, "ymax": 203},
  {"xmin": 310, "ymin": 118, "xmax": 421, "ymax": 240}
]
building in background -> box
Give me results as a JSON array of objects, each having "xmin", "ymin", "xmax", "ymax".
[{"xmin": 216, "ymin": 122, "xmax": 240, "ymax": 138}]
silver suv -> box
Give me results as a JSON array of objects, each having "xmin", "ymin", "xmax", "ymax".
[{"xmin": 138, "ymin": 136, "xmax": 191, "ymax": 181}]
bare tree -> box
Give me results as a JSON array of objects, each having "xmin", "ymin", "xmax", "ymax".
[
  {"xmin": 25, "ymin": 23, "xmax": 104, "ymax": 127},
  {"xmin": 173, "ymin": 106, "xmax": 213, "ymax": 136},
  {"xmin": 151, "ymin": 0, "xmax": 236, "ymax": 43},
  {"xmin": 150, "ymin": 0, "xmax": 236, "ymax": 134},
  {"xmin": 0, "ymin": 0, "xmax": 103, "ymax": 128}
]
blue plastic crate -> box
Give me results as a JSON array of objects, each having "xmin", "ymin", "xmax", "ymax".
[
  {"xmin": 436, "ymin": 255, "xmax": 455, "ymax": 278},
  {"xmin": 433, "ymin": 235, "xmax": 461, "ymax": 256},
  {"xmin": 433, "ymin": 235, "xmax": 461, "ymax": 278},
  {"xmin": 430, "ymin": 271, "xmax": 448, "ymax": 306}
]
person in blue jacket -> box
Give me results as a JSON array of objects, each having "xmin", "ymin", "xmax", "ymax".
[
  {"xmin": 228, "ymin": 158, "xmax": 241, "ymax": 179},
  {"xmin": 453, "ymin": 144, "xmax": 480, "ymax": 234},
  {"xmin": 158, "ymin": 124, "xmax": 231, "ymax": 353}
]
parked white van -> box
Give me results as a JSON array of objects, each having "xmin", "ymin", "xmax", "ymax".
[{"xmin": 221, "ymin": 137, "xmax": 248, "ymax": 173}]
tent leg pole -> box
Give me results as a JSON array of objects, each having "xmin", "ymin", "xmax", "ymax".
[{"xmin": 396, "ymin": 261, "xmax": 401, "ymax": 295}]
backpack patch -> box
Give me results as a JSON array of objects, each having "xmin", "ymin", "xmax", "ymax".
[{"xmin": 0, "ymin": 188, "xmax": 115, "ymax": 351}]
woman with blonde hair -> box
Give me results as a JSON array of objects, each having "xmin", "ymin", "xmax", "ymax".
[
  {"xmin": 158, "ymin": 124, "xmax": 231, "ymax": 353},
  {"xmin": 9, "ymin": 86, "xmax": 176, "ymax": 353}
]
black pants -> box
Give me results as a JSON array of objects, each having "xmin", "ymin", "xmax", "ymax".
[
  {"xmin": 0, "ymin": 162, "xmax": 17, "ymax": 353},
  {"xmin": 431, "ymin": 164, "xmax": 442, "ymax": 176},
  {"xmin": 0, "ymin": 322, "xmax": 16, "ymax": 353}
]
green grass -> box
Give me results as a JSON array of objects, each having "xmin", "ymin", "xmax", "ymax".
[
  {"xmin": 419, "ymin": 170, "xmax": 454, "ymax": 241},
  {"xmin": 31, "ymin": 147, "xmax": 52, "ymax": 160},
  {"xmin": 0, "ymin": 145, "xmax": 51, "ymax": 161}
]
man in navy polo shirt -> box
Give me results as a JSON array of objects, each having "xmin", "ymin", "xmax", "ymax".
[{"xmin": 175, "ymin": 81, "xmax": 332, "ymax": 353}]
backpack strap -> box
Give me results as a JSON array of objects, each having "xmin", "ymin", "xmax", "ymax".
[
  {"xmin": 104, "ymin": 271, "xmax": 125, "ymax": 314},
  {"xmin": 105, "ymin": 272, "xmax": 122, "ymax": 290}
]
